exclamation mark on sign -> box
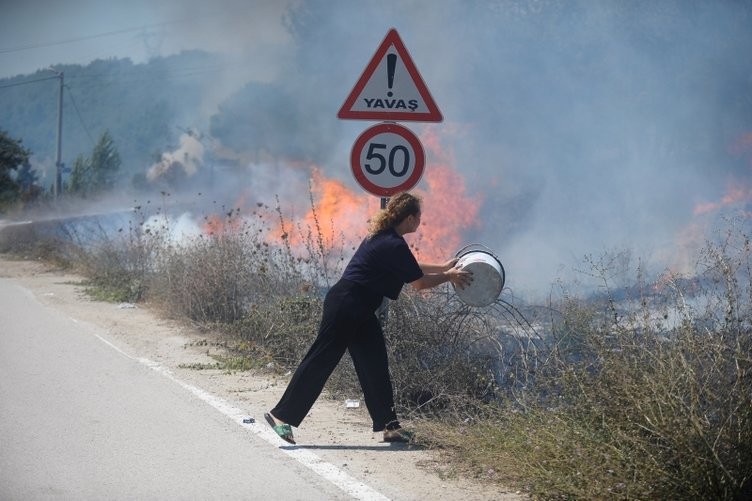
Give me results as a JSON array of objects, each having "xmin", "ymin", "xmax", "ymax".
[{"xmin": 386, "ymin": 53, "xmax": 397, "ymax": 97}]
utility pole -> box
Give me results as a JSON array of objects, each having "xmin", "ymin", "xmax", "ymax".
[
  {"xmin": 0, "ymin": 71, "xmax": 65, "ymax": 198},
  {"xmin": 53, "ymin": 70, "xmax": 63, "ymax": 199}
]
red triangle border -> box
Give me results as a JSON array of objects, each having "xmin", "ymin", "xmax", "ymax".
[{"xmin": 337, "ymin": 29, "xmax": 443, "ymax": 122}]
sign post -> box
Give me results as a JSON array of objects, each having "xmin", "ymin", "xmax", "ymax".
[
  {"xmin": 338, "ymin": 28, "xmax": 443, "ymax": 323},
  {"xmin": 339, "ymin": 28, "xmax": 442, "ymax": 210}
]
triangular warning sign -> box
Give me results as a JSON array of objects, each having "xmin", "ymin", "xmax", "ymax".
[{"xmin": 338, "ymin": 29, "xmax": 443, "ymax": 122}]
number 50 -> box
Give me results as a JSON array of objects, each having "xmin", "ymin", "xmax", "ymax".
[{"xmin": 364, "ymin": 142, "xmax": 411, "ymax": 177}]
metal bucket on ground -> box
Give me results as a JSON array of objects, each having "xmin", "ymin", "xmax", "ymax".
[{"xmin": 453, "ymin": 244, "xmax": 505, "ymax": 307}]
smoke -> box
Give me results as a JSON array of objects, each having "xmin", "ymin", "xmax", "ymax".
[
  {"xmin": 147, "ymin": 132, "xmax": 204, "ymax": 182},
  {"xmin": 153, "ymin": 0, "xmax": 752, "ymax": 298},
  {"xmin": 257, "ymin": 0, "xmax": 752, "ymax": 298},
  {"xmin": 155, "ymin": 0, "xmax": 295, "ymax": 118},
  {"xmin": 8, "ymin": 0, "xmax": 752, "ymax": 299}
]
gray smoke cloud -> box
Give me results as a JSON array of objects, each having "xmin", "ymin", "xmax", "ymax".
[
  {"xmin": 4, "ymin": 0, "xmax": 751, "ymax": 298},
  {"xmin": 261, "ymin": 0, "xmax": 752, "ymax": 298}
]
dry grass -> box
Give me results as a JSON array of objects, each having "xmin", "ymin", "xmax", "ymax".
[
  {"xmin": 7, "ymin": 195, "xmax": 751, "ymax": 500},
  {"xmin": 412, "ymin": 224, "xmax": 752, "ymax": 500}
]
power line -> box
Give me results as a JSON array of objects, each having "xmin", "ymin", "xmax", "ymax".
[
  {"xmin": 0, "ymin": 21, "xmax": 179, "ymax": 54},
  {"xmin": 59, "ymin": 61, "xmax": 248, "ymax": 86},
  {"xmin": 64, "ymin": 84, "xmax": 95, "ymax": 147},
  {"xmin": 0, "ymin": 59, "xmax": 243, "ymax": 88},
  {"xmin": 0, "ymin": 75, "xmax": 58, "ymax": 89}
]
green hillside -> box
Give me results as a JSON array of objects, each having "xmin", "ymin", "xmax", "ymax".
[{"xmin": 0, "ymin": 51, "xmax": 217, "ymax": 188}]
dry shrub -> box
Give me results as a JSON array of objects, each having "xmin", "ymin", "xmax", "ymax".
[
  {"xmin": 22, "ymin": 191, "xmax": 752, "ymax": 499},
  {"xmin": 462, "ymin": 224, "xmax": 752, "ymax": 500},
  {"xmin": 149, "ymin": 198, "xmax": 348, "ymax": 371},
  {"xmin": 224, "ymin": 295, "xmax": 322, "ymax": 369},
  {"xmin": 42, "ymin": 194, "xmax": 345, "ymax": 368},
  {"xmin": 152, "ymin": 217, "xmax": 265, "ymax": 323},
  {"xmin": 321, "ymin": 287, "xmax": 524, "ymax": 410},
  {"xmin": 406, "ymin": 223, "xmax": 751, "ymax": 500},
  {"xmin": 0, "ymin": 217, "xmax": 88, "ymax": 266},
  {"xmin": 383, "ymin": 290, "xmax": 506, "ymax": 416},
  {"xmin": 65, "ymin": 211, "xmax": 163, "ymax": 302}
]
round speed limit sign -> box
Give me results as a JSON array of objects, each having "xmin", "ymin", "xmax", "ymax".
[{"xmin": 350, "ymin": 122, "xmax": 425, "ymax": 197}]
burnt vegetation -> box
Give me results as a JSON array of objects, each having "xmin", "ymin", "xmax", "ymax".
[{"xmin": 2, "ymin": 196, "xmax": 750, "ymax": 500}]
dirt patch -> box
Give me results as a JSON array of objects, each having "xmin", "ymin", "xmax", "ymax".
[{"xmin": 1, "ymin": 255, "xmax": 524, "ymax": 500}]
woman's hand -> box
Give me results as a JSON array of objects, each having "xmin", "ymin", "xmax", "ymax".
[
  {"xmin": 441, "ymin": 257, "xmax": 460, "ymax": 272},
  {"xmin": 445, "ymin": 264, "xmax": 473, "ymax": 289}
]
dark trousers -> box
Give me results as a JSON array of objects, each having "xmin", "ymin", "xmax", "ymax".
[{"xmin": 271, "ymin": 279, "xmax": 399, "ymax": 432}]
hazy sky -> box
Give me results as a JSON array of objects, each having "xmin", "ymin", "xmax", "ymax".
[
  {"xmin": 3, "ymin": 0, "xmax": 752, "ymax": 297},
  {"xmin": 0, "ymin": 0, "xmax": 293, "ymax": 79}
]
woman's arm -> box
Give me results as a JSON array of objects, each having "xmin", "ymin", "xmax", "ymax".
[
  {"xmin": 410, "ymin": 260, "xmax": 473, "ymax": 291},
  {"xmin": 418, "ymin": 258, "xmax": 459, "ymax": 274}
]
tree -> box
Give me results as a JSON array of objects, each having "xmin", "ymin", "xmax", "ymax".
[
  {"xmin": 15, "ymin": 161, "xmax": 42, "ymax": 204},
  {"xmin": 68, "ymin": 153, "xmax": 91, "ymax": 196},
  {"xmin": 89, "ymin": 130, "xmax": 120, "ymax": 190},
  {"xmin": 69, "ymin": 130, "xmax": 121, "ymax": 197},
  {"xmin": 0, "ymin": 128, "xmax": 31, "ymax": 210}
]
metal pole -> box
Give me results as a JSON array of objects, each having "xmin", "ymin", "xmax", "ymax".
[
  {"xmin": 380, "ymin": 197, "xmax": 388, "ymax": 209},
  {"xmin": 54, "ymin": 71, "xmax": 63, "ymax": 199}
]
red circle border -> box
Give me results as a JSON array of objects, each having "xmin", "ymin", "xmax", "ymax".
[{"xmin": 350, "ymin": 122, "xmax": 425, "ymax": 197}]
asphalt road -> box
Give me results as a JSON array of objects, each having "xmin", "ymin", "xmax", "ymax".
[{"xmin": 0, "ymin": 277, "xmax": 359, "ymax": 500}]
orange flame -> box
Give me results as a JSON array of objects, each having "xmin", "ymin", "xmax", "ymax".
[
  {"xmin": 201, "ymin": 127, "xmax": 482, "ymax": 267},
  {"xmin": 692, "ymin": 130, "xmax": 752, "ymax": 217},
  {"xmin": 729, "ymin": 132, "xmax": 752, "ymax": 156},
  {"xmin": 282, "ymin": 167, "xmax": 375, "ymax": 250},
  {"xmin": 693, "ymin": 184, "xmax": 752, "ymax": 216},
  {"xmin": 671, "ymin": 130, "xmax": 752, "ymax": 273},
  {"xmin": 411, "ymin": 126, "xmax": 482, "ymax": 261}
]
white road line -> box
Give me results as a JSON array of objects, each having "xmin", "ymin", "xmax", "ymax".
[{"xmin": 94, "ymin": 333, "xmax": 390, "ymax": 501}]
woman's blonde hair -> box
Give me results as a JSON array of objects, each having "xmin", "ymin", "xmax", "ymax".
[{"xmin": 367, "ymin": 192, "xmax": 422, "ymax": 236}]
